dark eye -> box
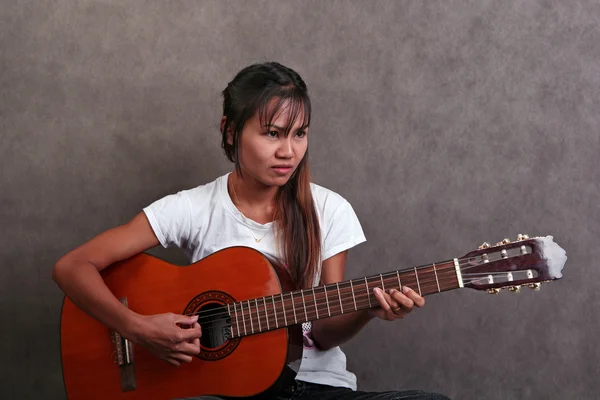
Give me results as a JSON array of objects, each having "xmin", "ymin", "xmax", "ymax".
[
  {"xmin": 267, "ymin": 130, "xmax": 279, "ymax": 138},
  {"xmin": 296, "ymin": 130, "xmax": 307, "ymax": 138}
]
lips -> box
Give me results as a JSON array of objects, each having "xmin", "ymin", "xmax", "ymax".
[{"xmin": 272, "ymin": 165, "xmax": 293, "ymax": 175}]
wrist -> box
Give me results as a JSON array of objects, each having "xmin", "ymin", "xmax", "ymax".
[{"xmin": 119, "ymin": 310, "xmax": 145, "ymax": 341}]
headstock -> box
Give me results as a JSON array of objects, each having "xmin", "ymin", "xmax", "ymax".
[{"xmin": 460, "ymin": 234, "xmax": 567, "ymax": 294}]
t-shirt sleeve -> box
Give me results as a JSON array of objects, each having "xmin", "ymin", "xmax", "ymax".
[
  {"xmin": 142, "ymin": 191, "xmax": 192, "ymax": 249},
  {"xmin": 321, "ymin": 199, "xmax": 367, "ymax": 261}
]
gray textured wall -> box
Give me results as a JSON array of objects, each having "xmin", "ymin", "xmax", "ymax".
[{"xmin": 2, "ymin": 1, "xmax": 598, "ymax": 399}]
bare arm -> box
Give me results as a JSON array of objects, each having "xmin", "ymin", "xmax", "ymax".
[
  {"xmin": 53, "ymin": 212, "xmax": 158, "ymax": 335},
  {"xmin": 53, "ymin": 212, "xmax": 201, "ymax": 366},
  {"xmin": 310, "ymin": 251, "xmax": 425, "ymax": 351},
  {"xmin": 310, "ymin": 252, "xmax": 373, "ymax": 350}
]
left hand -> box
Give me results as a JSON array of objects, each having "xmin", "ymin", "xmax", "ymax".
[{"xmin": 370, "ymin": 286, "xmax": 425, "ymax": 321}]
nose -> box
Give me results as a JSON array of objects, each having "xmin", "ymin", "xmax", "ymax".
[{"xmin": 276, "ymin": 137, "xmax": 294, "ymax": 159}]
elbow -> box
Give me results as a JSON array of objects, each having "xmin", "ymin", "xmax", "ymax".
[
  {"xmin": 313, "ymin": 339, "xmax": 335, "ymax": 352},
  {"xmin": 52, "ymin": 256, "xmax": 71, "ymax": 286},
  {"xmin": 309, "ymin": 323, "xmax": 336, "ymax": 351}
]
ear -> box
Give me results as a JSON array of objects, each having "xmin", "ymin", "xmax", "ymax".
[{"xmin": 221, "ymin": 116, "xmax": 234, "ymax": 146}]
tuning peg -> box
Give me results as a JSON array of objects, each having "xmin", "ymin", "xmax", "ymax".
[
  {"xmin": 487, "ymin": 288, "xmax": 501, "ymax": 295},
  {"xmin": 508, "ymin": 286, "xmax": 521, "ymax": 293},
  {"xmin": 479, "ymin": 242, "xmax": 490, "ymax": 249},
  {"xmin": 497, "ymin": 238, "xmax": 511, "ymax": 246},
  {"xmin": 517, "ymin": 233, "xmax": 529, "ymax": 241},
  {"xmin": 528, "ymin": 283, "xmax": 541, "ymax": 291}
]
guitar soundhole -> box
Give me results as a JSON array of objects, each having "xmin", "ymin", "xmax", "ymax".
[
  {"xmin": 197, "ymin": 302, "xmax": 231, "ymax": 348},
  {"xmin": 183, "ymin": 291, "xmax": 241, "ymax": 361}
]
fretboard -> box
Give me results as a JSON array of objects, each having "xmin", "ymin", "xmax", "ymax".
[{"xmin": 228, "ymin": 259, "xmax": 461, "ymax": 338}]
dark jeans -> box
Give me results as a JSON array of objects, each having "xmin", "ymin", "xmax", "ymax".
[{"xmin": 184, "ymin": 380, "xmax": 451, "ymax": 400}]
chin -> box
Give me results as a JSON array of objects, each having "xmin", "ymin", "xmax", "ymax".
[{"xmin": 268, "ymin": 174, "xmax": 294, "ymax": 187}]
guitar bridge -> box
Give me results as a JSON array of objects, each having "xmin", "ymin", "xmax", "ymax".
[{"xmin": 111, "ymin": 298, "xmax": 136, "ymax": 392}]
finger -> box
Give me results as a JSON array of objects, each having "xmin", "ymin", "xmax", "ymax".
[
  {"xmin": 174, "ymin": 340, "xmax": 201, "ymax": 356},
  {"xmin": 384, "ymin": 290, "xmax": 406, "ymax": 319},
  {"xmin": 165, "ymin": 357, "xmax": 180, "ymax": 367},
  {"xmin": 173, "ymin": 313, "xmax": 198, "ymax": 324},
  {"xmin": 389, "ymin": 289, "xmax": 414, "ymax": 309},
  {"xmin": 178, "ymin": 323, "xmax": 202, "ymax": 342},
  {"xmin": 171, "ymin": 353, "xmax": 193, "ymax": 364},
  {"xmin": 191, "ymin": 337, "xmax": 201, "ymax": 354},
  {"xmin": 373, "ymin": 288, "xmax": 392, "ymax": 312},
  {"xmin": 382, "ymin": 289, "xmax": 403, "ymax": 310},
  {"xmin": 402, "ymin": 286, "xmax": 425, "ymax": 307}
]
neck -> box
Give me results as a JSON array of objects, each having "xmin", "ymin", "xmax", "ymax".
[
  {"xmin": 229, "ymin": 171, "xmax": 278, "ymax": 221},
  {"xmin": 227, "ymin": 259, "xmax": 462, "ymax": 338}
]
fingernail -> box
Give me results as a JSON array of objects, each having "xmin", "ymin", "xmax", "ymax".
[
  {"xmin": 402, "ymin": 286, "xmax": 410, "ymax": 294},
  {"xmin": 373, "ymin": 287, "xmax": 381, "ymax": 294}
]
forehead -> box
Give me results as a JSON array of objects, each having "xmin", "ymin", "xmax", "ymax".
[{"xmin": 258, "ymin": 97, "xmax": 309, "ymax": 130}]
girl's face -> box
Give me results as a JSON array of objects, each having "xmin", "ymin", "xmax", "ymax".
[{"xmin": 228, "ymin": 99, "xmax": 309, "ymax": 189}]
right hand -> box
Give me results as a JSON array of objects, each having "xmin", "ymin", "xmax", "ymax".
[{"xmin": 131, "ymin": 313, "xmax": 202, "ymax": 366}]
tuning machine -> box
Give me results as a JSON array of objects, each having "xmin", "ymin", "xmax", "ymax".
[
  {"xmin": 508, "ymin": 286, "xmax": 521, "ymax": 293},
  {"xmin": 487, "ymin": 288, "xmax": 501, "ymax": 295},
  {"xmin": 496, "ymin": 238, "xmax": 511, "ymax": 246},
  {"xmin": 528, "ymin": 283, "xmax": 541, "ymax": 291},
  {"xmin": 479, "ymin": 242, "xmax": 490, "ymax": 250},
  {"xmin": 517, "ymin": 233, "xmax": 530, "ymax": 241}
]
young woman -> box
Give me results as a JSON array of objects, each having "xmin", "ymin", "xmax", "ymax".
[{"xmin": 53, "ymin": 62, "xmax": 450, "ymax": 400}]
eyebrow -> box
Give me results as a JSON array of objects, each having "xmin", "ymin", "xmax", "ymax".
[{"xmin": 263, "ymin": 124, "xmax": 309, "ymax": 130}]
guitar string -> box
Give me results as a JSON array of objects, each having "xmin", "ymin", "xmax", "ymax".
[
  {"xmin": 192, "ymin": 272, "xmax": 534, "ymax": 336},
  {"xmin": 189, "ymin": 270, "xmax": 527, "ymax": 327},
  {"xmin": 183, "ymin": 260, "xmax": 525, "ymax": 322},
  {"xmin": 179, "ymin": 251, "xmax": 516, "ymax": 320},
  {"xmin": 203, "ymin": 276, "xmax": 527, "ymax": 337},
  {"xmin": 128, "ymin": 252, "xmax": 534, "ymax": 324},
  {"xmin": 181, "ymin": 266, "xmax": 531, "ymax": 323}
]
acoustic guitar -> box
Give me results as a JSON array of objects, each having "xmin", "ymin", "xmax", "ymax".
[{"xmin": 59, "ymin": 234, "xmax": 567, "ymax": 399}]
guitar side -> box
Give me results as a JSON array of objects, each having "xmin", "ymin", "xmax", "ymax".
[{"xmin": 60, "ymin": 247, "xmax": 302, "ymax": 400}]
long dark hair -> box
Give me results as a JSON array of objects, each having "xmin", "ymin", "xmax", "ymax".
[{"xmin": 221, "ymin": 62, "xmax": 321, "ymax": 289}]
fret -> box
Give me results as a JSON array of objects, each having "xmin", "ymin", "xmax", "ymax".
[
  {"xmin": 263, "ymin": 298, "xmax": 269, "ymax": 331},
  {"xmin": 272, "ymin": 295, "xmax": 278, "ymax": 329},
  {"xmin": 255, "ymin": 299, "xmax": 261, "ymax": 332},
  {"xmin": 247, "ymin": 300, "xmax": 254, "ymax": 333},
  {"xmin": 229, "ymin": 259, "xmax": 468, "ymax": 334},
  {"xmin": 349, "ymin": 280, "xmax": 357, "ymax": 310},
  {"xmin": 324, "ymin": 286, "xmax": 331, "ymax": 316},
  {"xmin": 414, "ymin": 267, "xmax": 422, "ymax": 296},
  {"xmin": 301, "ymin": 290, "xmax": 308, "ymax": 321},
  {"xmin": 280, "ymin": 293, "xmax": 288, "ymax": 326},
  {"xmin": 240, "ymin": 301, "xmax": 247, "ymax": 336},
  {"xmin": 433, "ymin": 263, "xmax": 441, "ymax": 292},
  {"xmin": 291, "ymin": 292, "xmax": 297, "ymax": 324},
  {"xmin": 336, "ymin": 282, "xmax": 344, "ymax": 314},
  {"xmin": 312, "ymin": 287, "xmax": 319, "ymax": 319}
]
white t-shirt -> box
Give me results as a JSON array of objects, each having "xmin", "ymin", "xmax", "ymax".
[{"xmin": 143, "ymin": 173, "xmax": 366, "ymax": 390}]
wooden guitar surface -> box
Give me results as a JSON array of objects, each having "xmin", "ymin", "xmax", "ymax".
[{"xmin": 60, "ymin": 247, "xmax": 302, "ymax": 400}]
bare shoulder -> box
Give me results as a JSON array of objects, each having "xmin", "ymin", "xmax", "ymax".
[{"xmin": 56, "ymin": 212, "xmax": 159, "ymax": 272}]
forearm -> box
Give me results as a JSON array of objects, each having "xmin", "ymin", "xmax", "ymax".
[
  {"xmin": 53, "ymin": 259, "xmax": 142, "ymax": 338},
  {"xmin": 310, "ymin": 309, "xmax": 374, "ymax": 351}
]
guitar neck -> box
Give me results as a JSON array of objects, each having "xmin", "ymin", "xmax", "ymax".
[{"xmin": 229, "ymin": 259, "xmax": 462, "ymax": 338}]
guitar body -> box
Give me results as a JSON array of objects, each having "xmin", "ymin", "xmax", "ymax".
[{"xmin": 60, "ymin": 247, "xmax": 303, "ymax": 400}]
